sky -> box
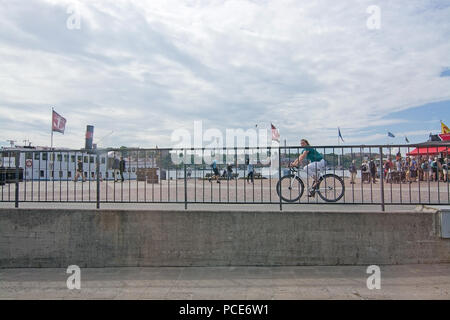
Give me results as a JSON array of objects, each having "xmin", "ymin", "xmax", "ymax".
[{"xmin": 0, "ymin": 0, "xmax": 450, "ymax": 149}]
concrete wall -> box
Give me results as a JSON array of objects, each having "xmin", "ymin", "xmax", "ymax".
[{"xmin": 1, "ymin": 209, "xmax": 450, "ymax": 268}]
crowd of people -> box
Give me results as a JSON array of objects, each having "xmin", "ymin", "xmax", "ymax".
[
  {"xmin": 384, "ymin": 153, "xmax": 448, "ymax": 183},
  {"xmin": 349, "ymin": 152, "xmax": 449, "ymax": 184}
]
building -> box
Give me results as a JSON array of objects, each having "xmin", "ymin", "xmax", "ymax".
[{"xmin": 0, "ymin": 145, "xmax": 160, "ymax": 181}]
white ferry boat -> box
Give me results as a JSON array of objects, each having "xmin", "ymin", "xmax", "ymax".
[{"xmin": 0, "ymin": 145, "xmax": 161, "ymax": 182}]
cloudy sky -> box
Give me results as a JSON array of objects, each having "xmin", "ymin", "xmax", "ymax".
[{"xmin": 0, "ymin": 0, "xmax": 449, "ymax": 149}]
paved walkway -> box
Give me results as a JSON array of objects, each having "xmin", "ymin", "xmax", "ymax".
[{"xmin": 1, "ymin": 265, "xmax": 449, "ymax": 300}]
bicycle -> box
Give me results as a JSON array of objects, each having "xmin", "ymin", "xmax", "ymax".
[{"xmin": 276, "ymin": 166, "xmax": 345, "ymax": 203}]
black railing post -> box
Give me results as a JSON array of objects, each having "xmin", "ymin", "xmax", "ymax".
[
  {"xmin": 96, "ymin": 152, "xmax": 100, "ymax": 209},
  {"xmin": 379, "ymin": 146, "xmax": 385, "ymax": 212},
  {"xmin": 184, "ymin": 163, "xmax": 188, "ymax": 210},
  {"xmin": 15, "ymin": 151, "xmax": 20, "ymax": 208},
  {"xmin": 278, "ymin": 146, "xmax": 282, "ymax": 211}
]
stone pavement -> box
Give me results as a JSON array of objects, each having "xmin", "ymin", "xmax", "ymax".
[{"xmin": 1, "ymin": 265, "xmax": 449, "ymax": 300}]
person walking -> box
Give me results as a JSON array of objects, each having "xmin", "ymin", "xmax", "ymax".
[
  {"xmin": 208, "ymin": 159, "xmax": 220, "ymax": 183},
  {"xmin": 246, "ymin": 158, "xmax": 254, "ymax": 184},
  {"xmin": 119, "ymin": 157, "xmax": 126, "ymax": 182}
]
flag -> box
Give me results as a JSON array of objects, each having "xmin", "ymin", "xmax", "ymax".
[
  {"xmin": 387, "ymin": 132, "xmax": 395, "ymax": 138},
  {"xmin": 271, "ymin": 123, "xmax": 280, "ymax": 142},
  {"xmin": 405, "ymin": 136, "xmax": 410, "ymax": 143},
  {"xmin": 441, "ymin": 121, "xmax": 449, "ymax": 134},
  {"xmin": 52, "ymin": 110, "xmax": 67, "ymax": 134},
  {"xmin": 338, "ymin": 127, "xmax": 344, "ymax": 143}
]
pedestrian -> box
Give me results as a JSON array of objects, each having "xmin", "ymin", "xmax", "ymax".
[
  {"xmin": 421, "ymin": 158, "xmax": 429, "ymax": 181},
  {"xmin": 74, "ymin": 159, "xmax": 86, "ymax": 182},
  {"xmin": 431, "ymin": 157, "xmax": 439, "ymax": 181},
  {"xmin": 226, "ymin": 163, "xmax": 233, "ymax": 180},
  {"xmin": 360, "ymin": 160, "xmax": 369, "ymax": 183},
  {"xmin": 112, "ymin": 156, "xmax": 120, "ymax": 182},
  {"xmin": 349, "ymin": 160, "xmax": 357, "ymax": 184},
  {"xmin": 208, "ymin": 159, "xmax": 220, "ymax": 184},
  {"xmin": 443, "ymin": 158, "xmax": 448, "ymax": 182},
  {"xmin": 246, "ymin": 158, "xmax": 254, "ymax": 184},
  {"xmin": 410, "ymin": 157, "xmax": 417, "ymax": 182},
  {"xmin": 405, "ymin": 157, "xmax": 411, "ymax": 183},
  {"xmin": 384, "ymin": 157, "xmax": 394, "ymax": 183},
  {"xmin": 369, "ymin": 159, "xmax": 377, "ymax": 184},
  {"xmin": 119, "ymin": 157, "xmax": 126, "ymax": 182}
]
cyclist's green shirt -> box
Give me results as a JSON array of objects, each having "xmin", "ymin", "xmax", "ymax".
[{"xmin": 302, "ymin": 147, "xmax": 323, "ymax": 162}]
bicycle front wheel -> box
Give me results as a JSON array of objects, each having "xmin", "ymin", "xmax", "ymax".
[
  {"xmin": 317, "ymin": 174, "xmax": 345, "ymax": 202},
  {"xmin": 276, "ymin": 175, "xmax": 305, "ymax": 202}
]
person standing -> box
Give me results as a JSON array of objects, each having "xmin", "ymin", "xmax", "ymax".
[
  {"xmin": 431, "ymin": 157, "xmax": 439, "ymax": 182},
  {"xmin": 409, "ymin": 157, "xmax": 417, "ymax": 182},
  {"xmin": 404, "ymin": 157, "xmax": 411, "ymax": 183},
  {"xmin": 119, "ymin": 157, "xmax": 126, "ymax": 182},
  {"xmin": 421, "ymin": 158, "xmax": 429, "ymax": 181},
  {"xmin": 369, "ymin": 159, "xmax": 377, "ymax": 184},
  {"xmin": 74, "ymin": 159, "xmax": 86, "ymax": 182},
  {"xmin": 384, "ymin": 157, "xmax": 394, "ymax": 183},
  {"xmin": 226, "ymin": 163, "xmax": 233, "ymax": 180},
  {"xmin": 112, "ymin": 156, "xmax": 120, "ymax": 182},
  {"xmin": 360, "ymin": 160, "xmax": 369, "ymax": 183},
  {"xmin": 443, "ymin": 158, "xmax": 448, "ymax": 182},
  {"xmin": 349, "ymin": 160, "xmax": 357, "ymax": 184}
]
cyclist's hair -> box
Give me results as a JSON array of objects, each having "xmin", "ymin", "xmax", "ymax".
[{"xmin": 301, "ymin": 139, "xmax": 310, "ymax": 146}]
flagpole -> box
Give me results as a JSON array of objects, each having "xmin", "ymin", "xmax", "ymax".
[{"xmin": 51, "ymin": 107, "xmax": 54, "ymax": 150}]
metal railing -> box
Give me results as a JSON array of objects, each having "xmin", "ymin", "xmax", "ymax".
[{"xmin": 1, "ymin": 143, "xmax": 449, "ymax": 211}]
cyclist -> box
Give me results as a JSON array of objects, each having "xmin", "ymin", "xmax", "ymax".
[{"xmin": 290, "ymin": 139, "xmax": 326, "ymax": 197}]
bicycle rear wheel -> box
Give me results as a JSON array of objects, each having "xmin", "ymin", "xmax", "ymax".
[
  {"xmin": 276, "ymin": 175, "xmax": 305, "ymax": 202},
  {"xmin": 316, "ymin": 174, "xmax": 345, "ymax": 202}
]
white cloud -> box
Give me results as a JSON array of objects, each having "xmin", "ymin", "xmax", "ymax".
[{"xmin": 0, "ymin": 0, "xmax": 449, "ymax": 148}]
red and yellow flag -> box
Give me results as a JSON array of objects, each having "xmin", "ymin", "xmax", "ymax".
[{"xmin": 442, "ymin": 121, "xmax": 450, "ymax": 134}]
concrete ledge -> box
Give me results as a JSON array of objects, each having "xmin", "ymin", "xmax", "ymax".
[{"xmin": 1, "ymin": 209, "xmax": 450, "ymax": 268}]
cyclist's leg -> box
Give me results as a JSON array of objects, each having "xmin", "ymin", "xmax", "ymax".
[{"xmin": 304, "ymin": 161, "xmax": 319, "ymax": 196}]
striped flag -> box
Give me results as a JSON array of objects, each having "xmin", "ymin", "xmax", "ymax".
[{"xmin": 271, "ymin": 123, "xmax": 280, "ymax": 142}]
